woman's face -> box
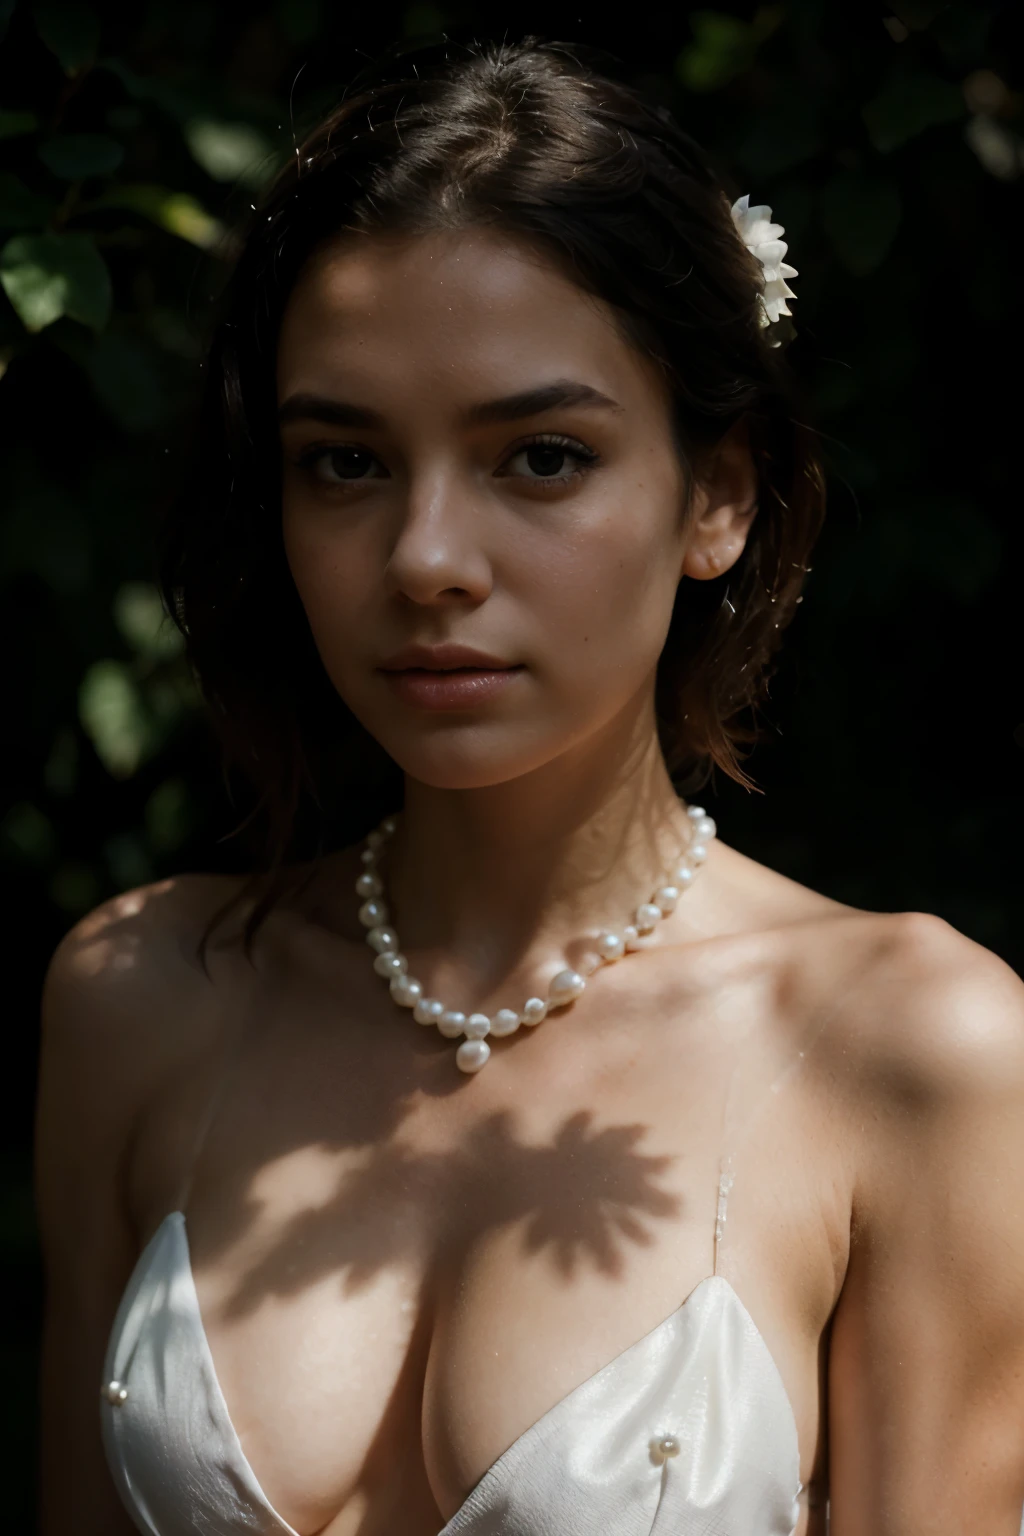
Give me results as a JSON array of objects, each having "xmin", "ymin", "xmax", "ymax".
[{"xmin": 277, "ymin": 226, "xmax": 742, "ymax": 789}]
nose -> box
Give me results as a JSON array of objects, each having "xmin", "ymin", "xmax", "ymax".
[{"xmin": 383, "ymin": 465, "xmax": 493, "ymax": 608}]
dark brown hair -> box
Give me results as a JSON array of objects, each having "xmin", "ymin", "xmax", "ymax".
[{"xmin": 158, "ymin": 34, "xmax": 826, "ymax": 949}]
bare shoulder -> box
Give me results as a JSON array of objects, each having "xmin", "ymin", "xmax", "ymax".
[
  {"xmin": 816, "ymin": 909, "xmax": 1024, "ymax": 1103},
  {"xmin": 717, "ymin": 838, "xmax": 1024, "ymax": 1092},
  {"xmin": 40, "ymin": 871, "xmax": 256, "ymax": 1117}
]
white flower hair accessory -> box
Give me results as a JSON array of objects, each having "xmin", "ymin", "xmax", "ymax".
[{"xmin": 730, "ymin": 193, "xmax": 798, "ymax": 345}]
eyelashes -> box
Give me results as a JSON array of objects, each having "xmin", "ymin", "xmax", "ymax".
[
  {"xmin": 291, "ymin": 432, "xmax": 601, "ymax": 491},
  {"xmin": 294, "ymin": 444, "xmax": 385, "ymax": 484},
  {"xmin": 498, "ymin": 433, "xmax": 600, "ymax": 484}
]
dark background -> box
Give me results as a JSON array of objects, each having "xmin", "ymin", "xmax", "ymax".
[{"xmin": 2, "ymin": 0, "xmax": 1021, "ymax": 1523}]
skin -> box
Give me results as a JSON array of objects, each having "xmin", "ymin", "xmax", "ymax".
[{"xmin": 36, "ymin": 226, "xmax": 1024, "ymax": 1536}]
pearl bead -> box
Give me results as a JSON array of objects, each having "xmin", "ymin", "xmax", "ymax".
[
  {"xmin": 620, "ymin": 921, "xmax": 654, "ymax": 946},
  {"xmin": 373, "ymin": 951, "xmax": 407, "ymax": 978},
  {"xmin": 635, "ymin": 903, "xmax": 662, "ymax": 933},
  {"xmin": 414, "ymin": 997, "xmax": 444, "ymax": 1025},
  {"xmin": 389, "ymin": 974, "xmax": 422, "ymax": 1007},
  {"xmin": 548, "ymin": 968, "xmax": 585, "ymax": 1006},
  {"xmin": 104, "ymin": 1380, "xmax": 128, "ymax": 1405},
  {"xmin": 658, "ymin": 1433, "xmax": 680, "ymax": 1457},
  {"xmin": 360, "ymin": 800, "xmax": 717, "ymax": 1066},
  {"xmin": 456, "ymin": 1039, "xmax": 491, "ymax": 1073},
  {"xmin": 359, "ymin": 898, "xmax": 389, "ymax": 928},
  {"xmin": 597, "ymin": 931, "xmax": 626, "ymax": 961},
  {"xmin": 490, "ymin": 1008, "xmax": 520, "ymax": 1037}
]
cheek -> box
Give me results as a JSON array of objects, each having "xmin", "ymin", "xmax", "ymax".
[
  {"xmin": 282, "ymin": 512, "xmax": 372, "ymax": 668},
  {"xmin": 511, "ymin": 509, "xmax": 684, "ymax": 682}
]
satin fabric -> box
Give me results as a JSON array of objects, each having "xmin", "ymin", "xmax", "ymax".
[{"xmin": 101, "ymin": 1210, "xmax": 802, "ymax": 1536}]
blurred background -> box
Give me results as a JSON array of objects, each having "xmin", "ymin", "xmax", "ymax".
[{"xmin": 2, "ymin": 0, "xmax": 1021, "ymax": 1521}]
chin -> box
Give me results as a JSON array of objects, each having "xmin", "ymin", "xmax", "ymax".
[{"xmin": 365, "ymin": 722, "xmax": 569, "ymax": 791}]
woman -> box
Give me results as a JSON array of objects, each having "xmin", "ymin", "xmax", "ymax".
[{"xmin": 35, "ymin": 35, "xmax": 1024, "ymax": 1536}]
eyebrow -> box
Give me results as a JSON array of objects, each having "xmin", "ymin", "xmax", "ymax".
[{"xmin": 276, "ymin": 379, "xmax": 623, "ymax": 431}]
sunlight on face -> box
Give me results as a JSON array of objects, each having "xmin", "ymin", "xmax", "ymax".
[{"xmin": 276, "ymin": 226, "xmax": 691, "ymax": 790}]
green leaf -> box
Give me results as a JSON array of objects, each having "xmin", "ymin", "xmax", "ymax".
[
  {"xmin": 0, "ymin": 172, "xmax": 57, "ymax": 230},
  {"xmin": 676, "ymin": 6, "xmax": 783, "ymax": 93},
  {"xmin": 184, "ymin": 117, "xmax": 274, "ymax": 186},
  {"xmin": 37, "ymin": 132, "xmax": 123, "ymax": 179},
  {"xmin": 0, "ymin": 110, "xmax": 37, "ymax": 140},
  {"xmin": 113, "ymin": 581, "xmax": 183, "ymax": 658},
  {"xmin": 87, "ymin": 182, "xmax": 223, "ymax": 248},
  {"xmin": 79, "ymin": 659, "xmax": 155, "ymax": 777},
  {"xmin": 677, "ymin": 12, "xmax": 751, "ymax": 92},
  {"xmin": 0, "ymin": 232, "xmax": 111, "ymax": 330},
  {"xmin": 862, "ymin": 74, "xmax": 964, "ymax": 153},
  {"xmin": 819, "ymin": 174, "xmax": 902, "ymax": 276},
  {"xmin": 86, "ymin": 334, "xmax": 170, "ymax": 431},
  {"xmin": 32, "ymin": 0, "xmax": 100, "ymax": 73}
]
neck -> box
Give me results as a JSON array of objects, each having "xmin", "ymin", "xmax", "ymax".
[{"xmin": 379, "ymin": 701, "xmax": 698, "ymax": 1005}]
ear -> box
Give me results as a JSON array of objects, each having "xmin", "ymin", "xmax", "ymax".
[{"xmin": 680, "ymin": 417, "xmax": 759, "ymax": 582}]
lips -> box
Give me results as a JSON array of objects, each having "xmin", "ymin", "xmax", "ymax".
[
  {"xmin": 379, "ymin": 642, "xmax": 516, "ymax": 672},
  {"xmin": 379, "ymin": 660, "xmax": 524, "ymax": 711}
]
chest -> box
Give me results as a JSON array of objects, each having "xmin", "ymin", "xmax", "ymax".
[{"xmin": 129, "ymin": 950, "xmax": 844, "ymax": 1535}]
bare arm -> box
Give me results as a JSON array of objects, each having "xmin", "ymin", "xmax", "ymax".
[
  {"xmin": 35, "ymin": 877, "xmax": 236, "ymax": 1534},
  {"xmin": 828, "ymin": 914, "xmax": 1024, "ymax": 1532}
]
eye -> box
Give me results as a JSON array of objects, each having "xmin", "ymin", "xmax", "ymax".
[
  {"xmin": 500, "ymin": 434, "xmax": 599, "ymax": 485},
  {"xmin": 294, "ymin": 444, "xmax": 389, "ymax": 485}
]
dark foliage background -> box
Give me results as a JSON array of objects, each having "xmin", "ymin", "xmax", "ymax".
[{"xmin": 2, "ymin": 0, "xmax": 1021, "ymax": 1521}]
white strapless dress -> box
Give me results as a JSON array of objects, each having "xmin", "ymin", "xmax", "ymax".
[{"xmin": 100, "ymin": 1210, "xmax": 803, "ymax": 1536}]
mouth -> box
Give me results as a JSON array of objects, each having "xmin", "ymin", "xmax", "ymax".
[{"xmin": 380, "ymin": 664, "xmax": 525, "ymax": 711}]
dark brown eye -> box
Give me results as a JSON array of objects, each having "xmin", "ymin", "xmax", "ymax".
[
  {"xmin": 502, "ymin": 435, "xmax": 598, "ymax": 483},
  {"xmin": 295, "ymin": 444, "xmax": 388, "ymax": 485},
  {"xmin": 524, "ymin": 443, "xmax": 571, "ymax": 477},
  {"xmin": 328, "ymin": 447, "xmax": 377, "ymax": 479}
]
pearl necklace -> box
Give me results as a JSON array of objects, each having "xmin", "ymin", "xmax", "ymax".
[{"xmin": 356, "ymin": 803, "xmax": 717, "ymax": 1074}]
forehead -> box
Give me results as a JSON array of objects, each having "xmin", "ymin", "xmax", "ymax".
[{"xmin": 275, "ymin": 226, "xmax": 663, "ymax": 409}]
